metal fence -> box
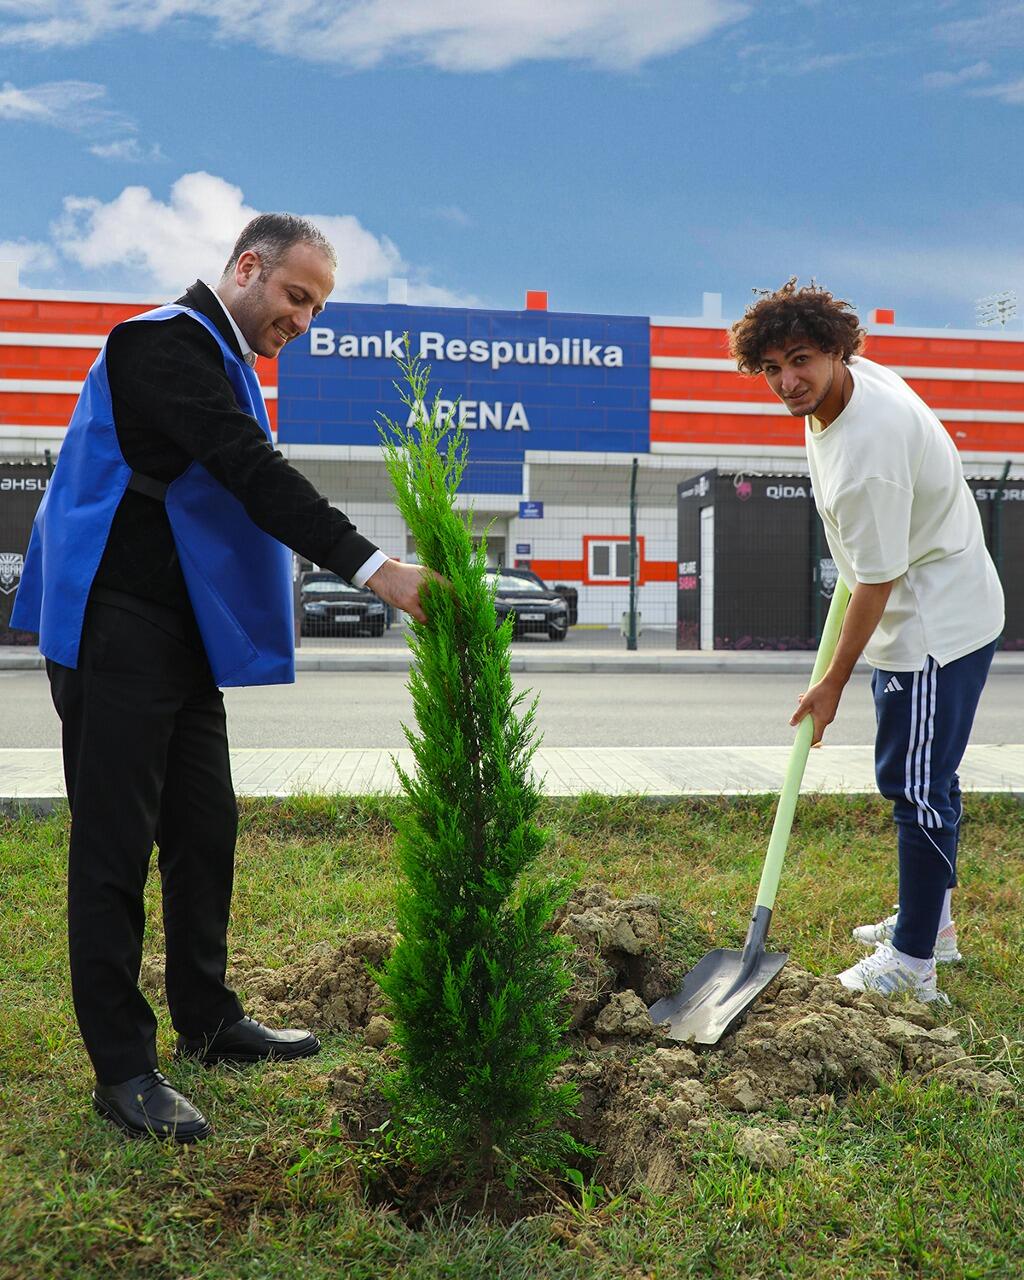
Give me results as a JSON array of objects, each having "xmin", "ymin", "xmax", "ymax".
[
  {"xmin": 677, "ymin": 469, "xmax": 1023, "ymax": 652},
  {"xmin": 4, "ymin": 452, "xmax": 1021, "ymax": 655}
]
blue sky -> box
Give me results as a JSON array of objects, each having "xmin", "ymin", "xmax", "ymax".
[{"xmin": 1, "ymin": 0, "xmax": 1022, "ymax": 328}]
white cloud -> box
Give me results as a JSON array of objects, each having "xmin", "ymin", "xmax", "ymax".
[
  {"xmin": 921, "ymin": 60, "xmax": 992, "ymax": 90},
  {"xmin": 21, "ymin": 170, "xmax": 477, "ymax": 304},
  {"xmin": 934, "ymin": 4, "xmax": 1024, "ymax": 53},
  {"xmin": 0, "ymin": 238, "xmax": 59, "ymax": 273},
  {"xmin": 51, "ymin": 173, "xmax": 253, "ymax": 290},
  {"xmin": 970, "ymin": 76, "xmax": 1024, "ymax": 105},
  {"xmin": 429, "ymin": 204, "xmax": 473, "ymax": 228},
  {"xmin": 0, "ymin": 78, "xmax": 162, "ymax": 155},
  {"xmin": 304, "ymin": 212, "xmax": 404, "ymax": 296},
  {"xmin": 0, "ymin": 78, "xmax": 110, "ymax": 126},
  {"xmin": 0, "ymin": 0, "xmax": 749, "ymax": 70},
  {"xmin": 405, "ymin": 281, "xmax": 480, "ymax": 307},
  {"xmin": 734, "ymin": 38, "xmax": 891, "ymax": 85},
  {"xmin": 0, "ymin": 81, "xmax": 51, "ymax": 120},
  {"xmin": 89, "ymin": 138, "xmax": 166, "ymax": 162}
]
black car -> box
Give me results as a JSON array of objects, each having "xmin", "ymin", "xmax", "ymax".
[
  {"xmin": 300, "ymin": 571, "xmax": 386, "ymax": 637},
  {"xmin": 486, "ymin": 568, "xmax": 570, "ymax": 641}
]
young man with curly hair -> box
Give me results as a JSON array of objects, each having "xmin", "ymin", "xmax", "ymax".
[{"xmin": 730, "ymin": 280, "xmax": 1004, "ymax": 1002}]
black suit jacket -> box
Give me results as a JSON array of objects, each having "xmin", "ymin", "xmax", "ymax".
[{"xmin": 92, "ymin": 280, "xmax": 378, "ymax": 612}]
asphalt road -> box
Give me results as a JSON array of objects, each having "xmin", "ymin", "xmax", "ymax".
[{"xmin": 1, "ymin": 669, "xmax": 1018, "ymax": 749}]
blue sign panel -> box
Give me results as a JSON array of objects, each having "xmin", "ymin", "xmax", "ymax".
[
  {"xmin": 278, "ymin": 302, "xmax": 650, "ymax": 494},
  {"xmin": 515, "ymin": 543, "xmax": 532, "ymax": 555},
  {"xmin": 518, "ymin": 501, "xmax": 544, "ymax": 519}
]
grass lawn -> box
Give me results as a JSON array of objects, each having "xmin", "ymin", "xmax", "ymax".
[{"xmin": 1, "ymin": 794, "xmax": 1021, "ymax": 1280}]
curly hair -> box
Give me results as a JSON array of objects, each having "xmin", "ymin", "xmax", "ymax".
[{"xmin": 729, "ymin": 278, "xmax": 865, "ymax": 374}]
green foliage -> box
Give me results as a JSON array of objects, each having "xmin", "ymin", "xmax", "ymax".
[{"xmin": 375, "ymin": 349, "xmax": 576, "ymax": 1174}]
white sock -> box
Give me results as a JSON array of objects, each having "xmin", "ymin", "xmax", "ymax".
[
  {"xmin": 937, "ymin": 888, "xmax": 954, "ymax": 933},
  {"xmin": 892, "ymin": 945, "xmax": 934, "ymax": 975}
]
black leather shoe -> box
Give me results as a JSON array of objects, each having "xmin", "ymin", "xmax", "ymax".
[
  {"xmin": 175, "ymin": 1015, "xmax": 321, "ymax": 1065},
  {"xmin": 92, "ymin": 1071, "xmax": 212, "ymax": 1142}
]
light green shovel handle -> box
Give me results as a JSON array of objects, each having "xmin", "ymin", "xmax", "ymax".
[{"xmin": 754, "ymin": 577, "xmax": 852, "ymax": 911}]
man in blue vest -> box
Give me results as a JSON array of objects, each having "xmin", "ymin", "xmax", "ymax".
[{"xmin": 13, "ymin": 213, "xmax": 431, "ymax": 1142}]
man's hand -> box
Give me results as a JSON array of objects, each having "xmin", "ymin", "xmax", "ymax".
[
  {"xmin": 790, "ymin": 676, "xmax": 844, "ymax": 747},
  {"xmin": 790, "ymin": 578, "xmax": 897, "ymax": 746},
  {"xmin": 365, "ymin": 559, "xmax": 440, "ymax": 624}
]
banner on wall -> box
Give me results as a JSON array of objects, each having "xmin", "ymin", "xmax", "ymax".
[
  {"xmin": 278, "ymin": 302, "xmax": 650, "ymax": 493},
  {"xmin": 0, "ymin": 463, "xmax": 48, "ymax": 643}
]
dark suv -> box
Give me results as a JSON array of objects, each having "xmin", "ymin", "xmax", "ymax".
[
  {"xmin": 485, "ymin": 568, "xmax": 571, "ymax": 641},
  {"xmin": 299, "ymin": 571, "xmax": 386, "ymax": 637}
]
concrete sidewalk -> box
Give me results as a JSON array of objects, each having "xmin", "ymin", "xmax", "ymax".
[
  {"xmin": 4, "ymin": 644, "xmax": 1024, "ymax": 676},
  {"xmin": 4, "ymin": 743, "xmax": 1023, "ymax": 810}
]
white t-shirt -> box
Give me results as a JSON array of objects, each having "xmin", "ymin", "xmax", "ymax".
[{"xmin": 805, "ymin": 356, "xmax": 1004, "ymax": 671}]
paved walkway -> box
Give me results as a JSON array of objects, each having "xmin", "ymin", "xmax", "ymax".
[{"xmin": 4, "ymin": 743, "xmax": 1023, "ymax": 808}]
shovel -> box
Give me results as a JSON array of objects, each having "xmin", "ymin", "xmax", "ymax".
[{"xmin": 649, "ymin": 578, "xmax": 852, "ymax": 1045}]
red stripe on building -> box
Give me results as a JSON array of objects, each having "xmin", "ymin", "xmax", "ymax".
[
  {"xmin": 0, "ymin": 299, "xmax": 155, "ymax": 334},
  {"xmin": 650, "ymin": 411, "xmax": 805, "ymax": 448},
  {"xmin": 650, "ymin": 327, "xmax": 731, "ymax": 358},
  {"xmin": 864, "ymin": 333, "xmax": 1024, "ymax": 370},
  {"xmin": 0, "ymin": 390, "xmax": 278, "ymax": 432},
  {"xmin": 649, "ymin": 325, "xmax": 1024, "ymax": 372},
  {"xmin": 903, "ymin": 379, "xmax": 1024, "ymax": 411},
  {"xmin": 0, "ymin": 347, "xmax": 100, "ymax": 379},
  {"xmin": 0, "ymin": 390, "xmax": 79, "ymax": 426},
  {"xmin": 650, "ymin": 408, "xmax": 1024, "ymax": 453},
  {"xmin": 651, "ymin": 368, "xmax": 776, "ymax": 402},
  {"xmin": 529, "ymin": 559, "xmax": 675, "ymax": 585},
  {"xmin": 532, "ymin": 540, "xmax": 674, "ymax": 588},
  {"xmin": 653, "ymin": 368, "xmax": 1024, "ymax": 414}
]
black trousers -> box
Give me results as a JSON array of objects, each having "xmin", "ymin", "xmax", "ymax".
[{"xmin": 47, "ymin": 596, "xmax": 243, "ymax": 1085}]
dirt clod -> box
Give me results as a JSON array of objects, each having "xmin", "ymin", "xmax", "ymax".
[
  {"xmin": 733, "ymin": 1127, "xmax": 795, "ymax": 1171},
  {"xmin": 363, "ymin": 1015, "xmax": 393, "ymax": 1047},
  {"xmin": 594, "ymin": 991, "xmax": 654, "ymax": 1038}
]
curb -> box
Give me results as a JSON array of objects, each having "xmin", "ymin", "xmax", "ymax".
[
  {"xmin": 6, "ymin": 649, "xmax": 1024, "ymax": 676},
  {"xmin": 0, "ymin": 650, "xmax": 830, "ymax": 675}
]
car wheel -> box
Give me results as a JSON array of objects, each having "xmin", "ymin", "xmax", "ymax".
[
  {"xmin": 548, "ymin": 624, "xmax": 568, "ymax": 641},
  {"xmin": 370, "ymin": 617, "xmax": 385, "ymax": 637}
]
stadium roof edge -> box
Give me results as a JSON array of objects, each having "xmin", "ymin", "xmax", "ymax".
[
  {"xmin": 0, "ymin": 286, "xmax": 161, "ymax": 304},
  {"xmin": 652, "ymin": 314, "xmax": 1024, "ymax": 341},
  {"xmin": 0, "ymin": 287, "xmax": 1020, "ymax": 343}
]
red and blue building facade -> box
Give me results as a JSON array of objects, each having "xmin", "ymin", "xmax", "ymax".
[{"xmin": 2, "ymin": 283, "xmax": 1022, "ymax": 626}]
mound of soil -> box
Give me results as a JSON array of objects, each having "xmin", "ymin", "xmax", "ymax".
[
  {"xmin": 141, "ymin": 931, "xmax": 392, "ymax": 1037},
  {"xmin": 141, "ymin": 887, "xmax": 1013, "ymax": 1195}
]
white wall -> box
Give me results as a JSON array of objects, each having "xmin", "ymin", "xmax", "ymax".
[{"xmin": 292, "ymin": 454, "xmax": 688, "ymax": 625}]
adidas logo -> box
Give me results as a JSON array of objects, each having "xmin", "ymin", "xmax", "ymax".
[{"xmin": 883, "ymin": 676, "xmax": 904, "ymax": 694}]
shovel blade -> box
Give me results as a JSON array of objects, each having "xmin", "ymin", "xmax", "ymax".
[{"xmin": 648, "ymin": 946, "xmax": 789, "ymax": 1046}]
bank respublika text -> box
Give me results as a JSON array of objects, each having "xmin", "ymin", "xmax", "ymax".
[{"xmin": 308, "ymin": 329, "xmax": 624, "ymax": 371}]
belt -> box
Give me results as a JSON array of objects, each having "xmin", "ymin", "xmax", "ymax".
[{"xmin": 89, "ymin": 587, "xmax": 201, "ymax": 646}]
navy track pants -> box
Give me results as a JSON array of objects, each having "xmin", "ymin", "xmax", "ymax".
[{"xmin": 872, "ymin": 640, "xmax": 996, "ymax": 959}]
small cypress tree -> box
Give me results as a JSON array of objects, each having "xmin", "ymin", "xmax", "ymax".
[{"xmin": 376, "ymin": 350, "xmax": 575, "ymax": 1178}]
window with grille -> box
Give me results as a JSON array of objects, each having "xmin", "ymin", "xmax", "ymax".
[{"xmin": 588, "ymin": 538, "xmax": 634, "ymax": 581}]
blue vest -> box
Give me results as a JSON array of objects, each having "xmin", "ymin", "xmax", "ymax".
[{"xmin": 11, "ymin": 305, "xmax": 295, "ymax": 687}]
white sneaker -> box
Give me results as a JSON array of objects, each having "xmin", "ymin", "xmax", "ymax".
[
  {"xmin": 851, "ymin": 909, "xmax": 962, "ymax": 963},
  {"xmin": 837, "ymin": 942, "xmax": 949, "ymax": 1004}
]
